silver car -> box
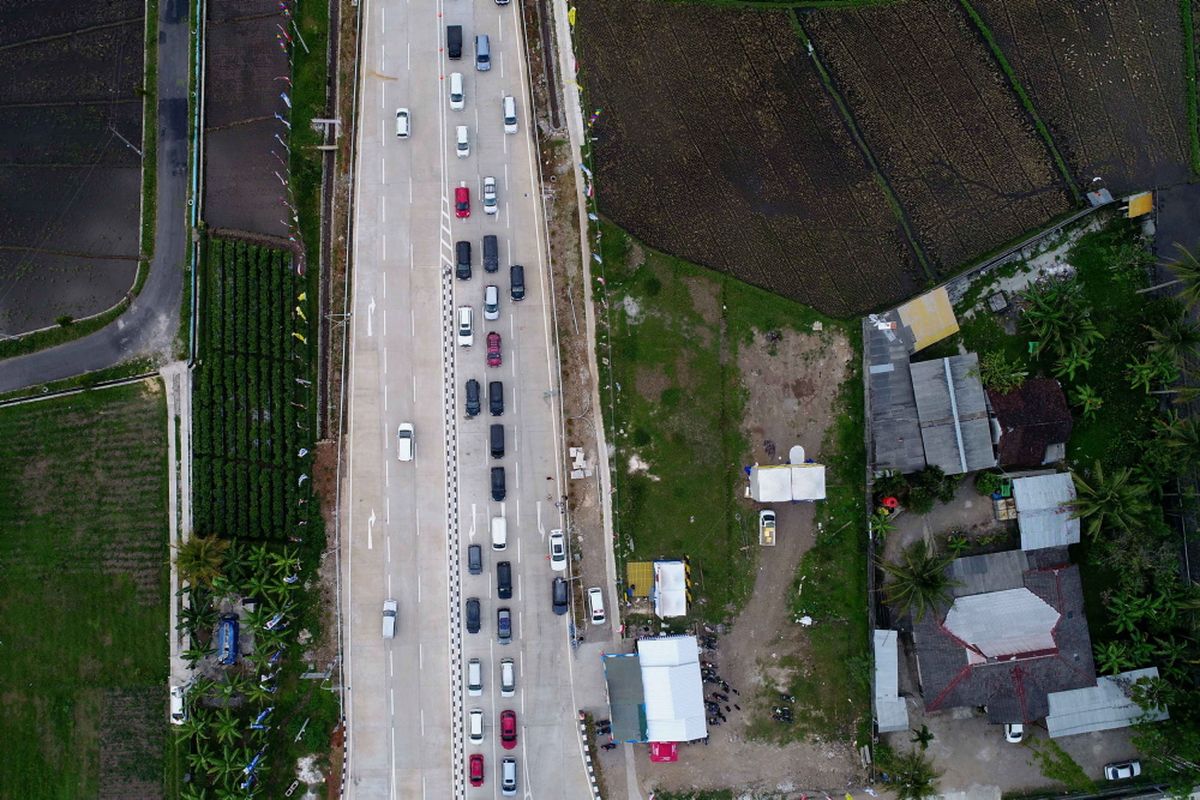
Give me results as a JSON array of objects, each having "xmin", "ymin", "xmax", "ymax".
[{"xmin": 483, "ymin": 176, "xmax": 498, "ymax": 215}]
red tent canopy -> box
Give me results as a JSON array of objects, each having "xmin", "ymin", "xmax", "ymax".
[{"xmin": 648, "ymin": 741, "xmax": 678, "ymax": 762}]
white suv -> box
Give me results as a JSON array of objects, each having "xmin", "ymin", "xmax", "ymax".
[{"xmin": 457, "ymin": 305, "xmax": 474, "ymax": 347}]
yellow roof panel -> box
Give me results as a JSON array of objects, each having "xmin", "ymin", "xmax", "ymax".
[
  {"xmin": 626, "ymin": 561, "xmax": 654, "ymax": 597},
  {"xmin": 1127, "ymin": 192, "xmax": 1153, "ymax": 218},
  {"xmin": 897, "ymin": 286, "xmax": 959, "ymax": 352}
]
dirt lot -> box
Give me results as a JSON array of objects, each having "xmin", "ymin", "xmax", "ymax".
[
  {"xmin": 633, "ymin": 327, "xmax": 866, "ymax": 798},
  {"xmin": 203, "ymin": 1, "xmax": 292, "ymax": 236},
  {"xmin": 576, "ymin": 0, "xmax": 926, "ymax": 317},
  {"xmin": 0, "ymin": 0, "xmax": 144, "ymax": 335}
]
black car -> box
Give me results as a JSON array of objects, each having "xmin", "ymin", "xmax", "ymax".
[
  {"xmin": 489, "ymin": 380, "xmax": 503, "ymax": 416},
  {"xmin": 490, "ymin": 424, "xmax": 505, "ymax": 459},
  {"xmin": 509, "ymin": 264, "xmax": 525, "ymax": 301},
  {"xmin": 552, "ymin": 577, "xmax": 568, "ymax": 615},
  {"xmin": 456, "ymin": 240, "xmax": 472, "ymax": 280},
  {"xmin": 497, "ymin": 561, "xmax": 512, "ymax": 599},
  {"xmin": 468, "ymin": 544, "xmax": 482, "ymax": 575},
  {"xmin": 466, "ymin": 597, "xmax": 481, "ymax": 633},
  {"xmin": 497, "ymin": 607, "xmax": 512, "ymax": 644},
  {"xmin": 483, "ymin": 234, "xmax": 499, "ymax": 272},
  {"xmin": 465, "ymin": 379, "xmax": 481, "ymax": 417},
  {"xmin": 491, "ymin": 467, "xmax": 506, "ymax": 501}
]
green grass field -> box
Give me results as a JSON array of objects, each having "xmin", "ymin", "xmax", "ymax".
[{"xmin": 0, "ymin": 382, "xmax": 169, "ymax": 798}]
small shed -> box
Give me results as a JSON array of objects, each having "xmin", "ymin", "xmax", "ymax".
[
  {"xmin": 873, "ymin": 630, "xmax": 909, "ymax": 733},
  {"xmin": 748, "ymin": 463, "xmax": 826, "ymax": 502},
  {"xmin": 910, "ymin": 354, "xmax": 996, "ymax": 476},
  {"xmin": 1046, "ymin": 667, "xmax": 1168, "ymax": 738},
  {"xmin": 1013, "ymin": 473, "xmax": 1079, "ymax": 551}
]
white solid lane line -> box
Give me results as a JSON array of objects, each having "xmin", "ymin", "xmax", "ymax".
[{"xmin": 383, "ymin": 346, "xmax": 387, "ymax": 374}]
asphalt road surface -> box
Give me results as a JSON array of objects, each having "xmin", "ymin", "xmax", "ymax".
[
  {"xmin": 0, "ymin": 0, "xmax": 189, "ymax": 393},
  {"xmin": 341, "ymin": 1, "xmax": 591, "ymax": 798}
]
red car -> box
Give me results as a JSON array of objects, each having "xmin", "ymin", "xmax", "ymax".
[
  {"xmin": 500, "ymin": 710, "xmax": 517, "ymax": 750},
  {"xmin": 455, "ymin": 184, "xmax": 471, "ymax": 219},
  {"xmin": 469, "ymin": 753, "xmax": 484, "ymax": 787},
  {"xmin": 486, "ymin": 332, "xmax": 502, "ymax": 367}
]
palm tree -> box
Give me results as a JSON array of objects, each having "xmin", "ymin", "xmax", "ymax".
[
  {"xmin": 268, "ymin": 546, "xmax": 301, "ymax": 581},
  {"xmin": 178, "ymin": 713, "xmax": 210, "ymax": 745},
  {"xmin": 213, "ymin": 708, "xmax": 240, "ymax": 747},
  {"xmin": 244, "ymin": 681, "xmax": 276, "ymax": 707},
  {"xmin": 1094, "ymin": 641, "xmax": 1134, "ymax": 675},
  {"xmin": 1145, "ymin": 315, "xmax": 1200, "ymax": 365},
  {"xmin": 1158, "ymin": 242, "xmax": 1200, "ymax": 309},
  {"xmin": 189, "ymin": 676, "xmax": 216, "ymax": 703},
  {"xmin": 1154, "ymin": 411, "xmax": 1200, "ymax": 452},
  {"xmin": 1128, "ymin": 352, "xmax": 1179, "ymax": 393},
  {"xmin": 1129, "ymin": 675, "xmax": 1178, "ymax": 712},
  {"xmin": 185, "ymin": 742, "xmax": 216, "ymax": 776},
  {"xmin": 879, "ymin": 541, "xmax": 961, "ymax": 623},
  {"xmin": 183, "ymin": 645, "xmax": 211, "ymax": 668},
  {"xmin": 179, "ymin": 784, "xmax": 210, "ymax": 800},
  {"xmin": 176, "ymin": 535, "xmax": 231, "ymax": 589},
  {"xmin": 1069, "ymin": 384, "xmax": 1103, "ymax": 419},
  {"xmin": 1108, "ymin": 594, "xmax": 1144, "ymax": 636},
  {"xmin": 1052, "ymin": 348, "xmax": 1092, "ymax": 382},
  {"xmin": 1070, "ymin": 461, "xmax": 1152, "ymax": 540},
  {"xmin": 879, "ymin": 747, "xmax": 941, "ymax": 800}
]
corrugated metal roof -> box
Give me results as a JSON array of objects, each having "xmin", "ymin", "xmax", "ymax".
[
  {"xmin": 874, "ymin": 630, "xmax": 910, "ymax": 732},
  {"xmin": 1014, "ymin": 473, "xmax": 1080, "ymax": 551},
  {"xmin": 943, "ymin": 588, "xmax": 1059, "ymax": 657},
  {"xmin": 867, "ymin": 316, "xmax": 927, "ymax": 474},
  {"xmin": 910, "ymin": 354, "xmax": 996, "ymax": 475},
  {"xmin": 638, "ymin": 636, "xmax": 707, "ymax": 742},
  {"xmin": 1046, "ymin": 667, "xmax": 1168, "ymax": 738},
  {"xmin": 602, "ymin": 653, "xmax": 648, "ymax": 742}
]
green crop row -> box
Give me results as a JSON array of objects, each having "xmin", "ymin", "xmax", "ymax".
[{"xmin": 192, "ymin": 238, "xmax": 314, "ymax": 540}]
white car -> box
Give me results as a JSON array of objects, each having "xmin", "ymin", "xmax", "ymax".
[
  {"xmin": 502, "ymin": 95, "xmax": 518, "ymax": 134},
  {"xmin": 1003, "ymin": 722, "xmax": 1023, "ymax": 743},
  {"xmin": 169, "ymin": 685, "xmax": 187, "ymax": 725},
  {"xmin": 483, "ymin": 176, "xmax": 498, "ymax": 215},
  {"xmin": 395, "ymin": 108, "xmax": 410, "ymax": 138},
  {"xmin": 484, "ymin": 285, "xmax": 500, "ymax": 321},
  {"xmin": 457, "ymin": 305, "xmax": 474, "ymax": 347},
  {"xmin": 548, "ymin": 529, "xmax": 566, "ymax": 571},
  {"xmin": 1103, "ymin": 761, "xmax": 1141, "ymax": 780},
  {"xmin": 396, "ymin": 423, "xmax": 414, "ymax": 462},
  {"xmin": 456, "ymin": 125, "xmax": 469, "ymax": 158},
  {"xmin": 449, "ymin": 72, "xmax": 464, "ymax": 110}
]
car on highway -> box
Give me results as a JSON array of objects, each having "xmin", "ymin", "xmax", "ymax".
[
  {"xmin": 465, "ymin": 378, "xmax": 481, "ymax": 417},
  {"xmin": 490, "ymin": 423, "xmax": 504, "ymax": 459},
  {"xmin": 489, "ymin": 380, "xmax": 504, "ymax": 416},
  {"xmin": 468, "ymin": 543, "xmax": 483, "ymax": 575},
  {"xmin": 456, "ymin": 124, "xmax": 470, "ymax": 158},
  {"xmin": 169, "ymin": 685, "xmax": 187, "ymax": 725},
  {"xmin": 483, "ymin": 235, "xmax": 499, "ymax": 272},
  {"xmin": 502, "ymin": 94, "xmax": 518, "ymax": 134},
  {"xmin": 469, "ymin": 753, "xmax": 484, "ymax": 787},
  {"xmin": 1104, "ymin": 761, "xmax": 1141, "ymax": 780},
  {"xmin": 381, "ymin": 599, "xmax": 398, "ymax": 638},
  {"xmin": 487, "ymin": 331, "xmax": 502, "ymax": 367},
  {"xmin": 447, "ymin": 24, "xmax": 463, "ymax": 59},
  {"xmin": 396, "ymin": 423, "xmax": 414, "ymax": 461},
  {"xmin": 468, "ymin": 708, "xmax": 484, "ymax": 744},
  {"xmin": 455, "ymin": 184, "xmax": 470, "ymax": 219},
  {"xmin": 587, "ymin": 586, "xmax": 606, "ymax": 625},
  {"xmin": 500, "ymin": 710, "xmax": 517, "ymax": 749},
  {"xmin": 491, "ymin": 515, "xmax": 507, "ymax": 550},
  {"xmin": 497, "ymin": 607, "xmax": 512, "ymax": 644},
  {"xmin": 491, "ymin": 466, "xmax": 506, "ymax": 501},
  {"xmin": 468, "ymin": 657, "xmax": 483, "ymax": 696},
  {"xmin": 509, "ymin": 264, "xmax": 525, "ymax": 300},
  {"xmin": 552, "ymin": 577, "xmax": 568, "ymax": 615},
  {"xmin": 475, "ymin": 34, "xmax": 491, "ymax": 71},
  {"xmin": 484, "ymin": 284, "xmax": 499, "ymax": 320},
  {"xmin": 466, "ymin": 597, "xmax": 481, "ymax": 633},
  {"xmin": 548, "ymin": 529, "xmax": 566, "ymax": 571},
  {"xmin": 500, "ymin": 657, "xmax": 515, "ymax": 697},
  {"xmin": 449, "ymin": 72, "xmax": 464, "ymax": 110},
  {"xmin": 395, "ymin": 108, "xmax": 410, "ymax": 138},
  {"xmin": 500, "ymin": 758, "xmax": 518, "ymax": 796},
  {"xmin": 457, "ymin": 305, "xmax": 474, "ymax": 348},
  {"xmin": 497, "ymin": 560, "xmax": 512, "ymax": 599},
  {"xmin": 483, "ymin": 176, "xmax": 498, "ymax": 215},
  {"xmin": 456, "ymin": 239, "xmax": 472, "ymax": 279}
]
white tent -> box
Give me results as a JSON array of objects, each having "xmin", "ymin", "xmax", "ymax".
[
  {"xmin": 653, "ymin": 561, "xmax": 687, "ymax": 618},
  {"xmin": 747, "ymin": 463, "xmax": 826, "ymax": 502},
  {"xmin": 638, "ymin": 636, "xmax": 708, "ymax": 742}
]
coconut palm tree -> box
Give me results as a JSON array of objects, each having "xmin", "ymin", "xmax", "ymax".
[
  {"xmin": 244, "ymin": 681, "xmax": 276, "ymax": 706},
  {"xmin": 185, "ymin": 742, "xmax": 216, "ymax": 775},
  {"xmin": 188, "ymin": 676, "xmax": 216, "ymax": 703},
  {"xmin": 179, "ymin": 784, "xmax": 210, "ymax": 800},
  {"xmin": 879, "ymin": 747, "xmax": 941, "ymax": 800},
  {"xmin": 1128, "ymin": 351, "xmax": 1180, "ymax": 393},
  {"xmin": 1070, "ymin": 461, "xmax": 1153, "ymax": 540},
  {"xmin": 269, "ymin": 546, "xmax": 301, "ymax": 581},
  {"xmin": 1145, "ymin": 314, "xmax": 1200, "ymax": 366},
  {"xmin": 879, "ymin": 541, "xmax": 961, "ymax": 623},
  {"xmin": 213, "ymin": 708, "xmax": 240, "ymax": 747},
  {"xmin": 1069, "ymin": 384, "xmax": 1103, "ymax": 419},
  {"xmin": 178, "ymin": 713, "xmax": 210, "ymax": 745},
  {"xmin": 1158, "ymin": 242, "xmax": 1200, "ymax": 309},
  {"xmin": 1154, "ymin": 410, "xmax": 1200, "ymax": 453},
  {"xmin": 177, "ymin": 535, "xmax": 231, "ymax": 589}
]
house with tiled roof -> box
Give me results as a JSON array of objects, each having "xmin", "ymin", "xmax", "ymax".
[
  {"xmin": 987, "ymin": 378, "xmax": 1072, "ymax": 468},
  {"xmin": 913, "ymin": 548, "xmax": 1095, "ymax": 724}
]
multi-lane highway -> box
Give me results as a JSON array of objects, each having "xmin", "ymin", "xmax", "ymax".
[{"xmin": 340, "ymin": 0, "xmax": 592, "ymax": 797}]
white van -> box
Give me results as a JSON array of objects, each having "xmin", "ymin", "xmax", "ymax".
[
  {"xmin": 169, "ymin": 685, "xmax": 187, "ymax": 725},
  {"xmin": 396, "ymin": 424, "xmax": 414, "ymax": 462},
  {"xmin": 449, "ymin": 72, "xmax": 464, "ymax": 111},
  {"xmin": 468, "ymin": 708, "xmax": 484, "ymax": 743},
  {"xmin": 456, "ymin": 125, "xmax": 469, "ymax": 158},
  {"xmin": 382, "ymin": 599, "xmax": 398, "ymax": 638},
  {"xmin": 395, "ymin": 108, "xmax": 410, "ymax": 138},
  {"xmin": 586, "ymin": 587, "xmax": 606, "ymax": 625},
  {"xmin": 502, "ymin": 95, "xmax": 518, "ymax": 134},
  {"xmin": 484, "ymin": 285, "xmax": 499, "ymax": 320},
  {"xmin": 467, "ymin": 658, "xmax": 483, "ymax": 696},
  {"xmin": 457, "ymin": 305, "xmax": 474, "ymax": 347},
  {"xmin": 491, "ymin": 516, "xmax": 507, "ymax": 551},
  {"xmin": 475, "ymin": 34, "xmax": 491, "ymax": 72},
  {"xmin": 499, "ymin": 657, "xmax": 515, "ymax": 697}
]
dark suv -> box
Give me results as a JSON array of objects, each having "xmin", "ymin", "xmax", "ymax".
[
  {"xmin": 465, "ymin": 379, "xmax": 481, "ymax": 417},
  {"xmin": 489, "ymin": 381, "xmax": 504, "ymax": 416},
  {"xmin": 466, "ymin": 598, "xmax": 481, "ymax": 633},
  {"xmin": 552, "ymin": 577, "xmax": 568, "ymax": 615},
  {"xmin": 491, "ymin": 467, "xmax": 506, "ymax": 501},
  {"xmin": 497, "ymin": 561, "xmax": 512, "ymax": 599},
  {"xmin": 483, "ymin": 234, "xmax": 499, "ymax": 272},
  {"xmin": 456, "ymin": 241, "xmax": 472, "ymax": 280}
]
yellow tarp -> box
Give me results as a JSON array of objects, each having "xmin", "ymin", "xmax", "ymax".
[
  {"xmin": 626, "ymin": 562, "xmax": 654, "ymax": 597},
  {"xmin": 897, "ymin": 286, "xmax": 959, "ymax": 353},
  {"xmin": 1127, "ymin": 192, "xmax": 1153, "ymax": 218}
]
